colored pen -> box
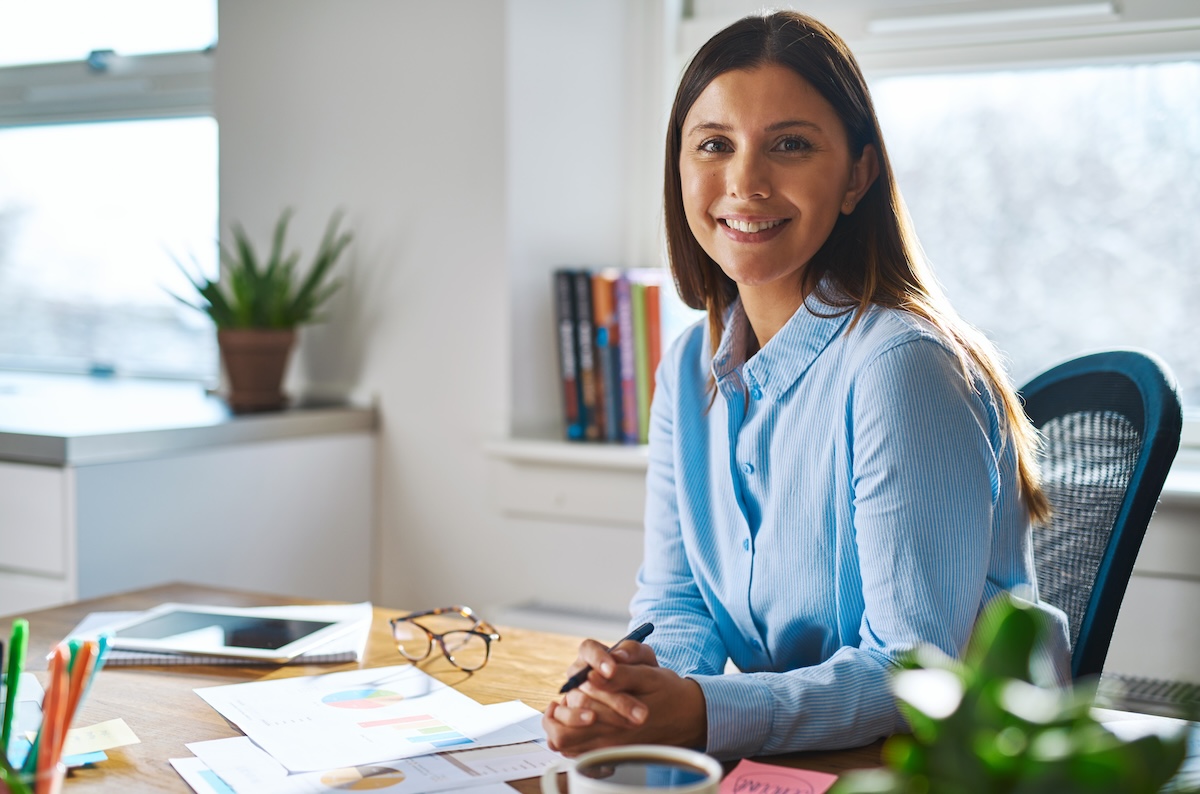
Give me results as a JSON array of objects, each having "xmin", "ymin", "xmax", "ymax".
[
  {"xmin": 1, "ymin": 619, "xmax": 28, "ymax": 756},
  {"xmin": 559, "ymin": 622, "xmax": 654, "ymax": 694}
]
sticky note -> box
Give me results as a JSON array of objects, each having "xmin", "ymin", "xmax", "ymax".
[
  {"xmin": 719, "ymin": 758, "xmax": 838, "ymax": 794},
  {"xmin": 61, "ymin": 718, "xmax": 141, "ymax": 756}
]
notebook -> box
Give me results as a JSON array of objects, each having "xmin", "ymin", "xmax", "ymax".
[{"xmin": 65, "ymin": 601, "xmax": 372, "ymax": 666}]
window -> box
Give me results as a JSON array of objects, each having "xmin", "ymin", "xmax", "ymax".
[
  {"xmin": 0, "ymin": 0, "xmax": 217, "ymax": 380},
  {"xmin": 871, "ymin": 61, "xmax": 1200, "ymax": 408}
]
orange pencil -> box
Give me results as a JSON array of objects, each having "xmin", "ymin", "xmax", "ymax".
[
  {"xmin": 54, "ymin": 640, "xmax": 95, "ymax": 762},
  {"xmin": 35, "ymin": 644, "xmax": 69, "ymax": 791}
]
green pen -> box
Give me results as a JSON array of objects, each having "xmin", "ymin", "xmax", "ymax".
[{"xmin": 1, "ymin": 619, "xmax": 29, "ymax": 757}]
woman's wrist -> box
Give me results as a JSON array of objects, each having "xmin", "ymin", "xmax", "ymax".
[{"xmin": 679, "ymin": 677, "xmax": 709, "ymax": 750}]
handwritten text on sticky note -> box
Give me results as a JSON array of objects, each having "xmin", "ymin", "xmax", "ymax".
[
  {"xmin": 62, "ymin": 718, "xmax": 141, "ymax": 756},
  {"xmin": 720, "ymin": 759, "xmax": 838, "ymax": 794}
]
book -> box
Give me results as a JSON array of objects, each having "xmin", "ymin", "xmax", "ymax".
[
  {"xmin": 630, "ymin": 281, "xmax": 651, "ymax": 444},
  {"xmin": 591, "ymin": 269, "xmax": 623, "ymax": 442},
  {"xmin": 572, "ymin": 271, "xmax": 600, "ymax": 441},
  {"xmin": 63, "ymin": 602, "xmax": 372, "ymax": 666},
  {"xmin": 554, "ymin": 269, "xmax": 585, "ymax": 440},
  {"xmin": 645, "ymin": 278, "xmax": 662, "ymax": 410},
  {"xmin": 628, "ymin": 269, "xmax": 664, "ymax": 445},
  {"xmin": 614, "ymin": 273, "xmax": 640, "ymax": 444}
]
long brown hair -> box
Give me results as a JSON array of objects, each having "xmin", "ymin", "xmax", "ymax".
[{"xmin": 663, "ymin": 11, "xmax": 1050, "ymax": 523}]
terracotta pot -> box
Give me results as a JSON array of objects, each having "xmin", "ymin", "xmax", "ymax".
[{"xmin": 217, "ymin": 328, "xmax": 297, "ymax": 413}]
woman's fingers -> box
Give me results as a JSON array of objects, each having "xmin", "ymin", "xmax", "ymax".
[
  {"xmin": 610, "ymin": 641, "xmax": 658, "ymax": 666},
  {"xmin": 577, "ymin": 680, "xmax": 648, "ymax": 725},
  {"xmin": 565, "ymin": 638, "xmax": 619, "ymax": 679}
]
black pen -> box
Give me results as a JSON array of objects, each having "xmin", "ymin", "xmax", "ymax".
[{"xmin": 559, "ymin": 622, "xmax": 654, "ymax": 694}]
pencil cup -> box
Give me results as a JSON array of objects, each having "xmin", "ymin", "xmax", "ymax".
[
  {"xmin": 0, "ymin": 763, "xmax": 65, "ymax": 794},
  {"xmin": 541, "ymin": 745, "xmax": 722, "ymax": 794}
]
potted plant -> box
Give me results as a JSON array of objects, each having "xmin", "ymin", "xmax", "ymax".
[
  {"xmin": 173, "ymin": 208, "xmax": 352, "ymax": 412},
  {"xmin": 832, "ymin": 595, "xmax": 1194, "ymax": 794}
]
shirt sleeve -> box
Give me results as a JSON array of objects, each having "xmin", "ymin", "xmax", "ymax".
[
  {"xmin": 629, "ymin": 345, "xmax": 730, "ymax": 680},
  {"xmin": 693, "ymin": 337, "xmax": 1002, "ymax": 758}
]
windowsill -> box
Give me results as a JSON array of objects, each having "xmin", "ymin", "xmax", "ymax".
[
  {"xmin": 483, "ymin": 435, "xmax": 648, "ymax": 471},
  {"xmin": 0, "ymin": 371, "xmax": 376, "ymax": 466}
]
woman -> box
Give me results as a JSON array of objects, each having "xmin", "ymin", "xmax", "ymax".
[{"xmin": 542, "ymin": 11, "xmax": 1070, "ymax": 759}]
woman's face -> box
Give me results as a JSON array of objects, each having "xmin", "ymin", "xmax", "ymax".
[{"xmin": 679, "ymin": 64, "xmax": 876, "ymax": 302}]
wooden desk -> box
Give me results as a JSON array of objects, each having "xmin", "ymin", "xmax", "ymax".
[{"xmin": 1, "ymin": 583, "xmax": 882, "ymax": 792}]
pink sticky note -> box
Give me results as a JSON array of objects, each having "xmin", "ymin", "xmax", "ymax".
[{"xmin": 719, "ymin": 759, "xmax": 838, "ymax": 794}]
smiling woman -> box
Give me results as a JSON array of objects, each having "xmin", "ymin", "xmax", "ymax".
[{"xmin": 541, "ymin": 10, "xmax": 1071, "ymax": 760}]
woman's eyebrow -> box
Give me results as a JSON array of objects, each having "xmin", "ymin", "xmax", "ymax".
[
  {"xmin": 685, "ymin": 119, "xmax": 823, "ymax": 136},
  {"xmin": 766, "ymin": 119, "xmax": 821, "ymax": 132}
]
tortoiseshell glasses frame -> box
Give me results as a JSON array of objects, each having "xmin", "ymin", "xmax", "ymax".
[{"xmin": 389, "ymin": 605, "xmax": 501, "ymax": 672}]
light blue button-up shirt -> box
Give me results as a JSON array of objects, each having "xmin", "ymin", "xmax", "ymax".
[{"xmin": 630, "ymin": 289, "xmax": 1070, "ymax": 758}]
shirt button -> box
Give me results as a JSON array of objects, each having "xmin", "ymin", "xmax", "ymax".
[
  {"xmin": 750, "ymin": 386, "xmax": 763, "ymax": 400},
  {"xmin": 742, "ymin": 538, "xmax": 750, "ymax": 551},
  {"xmin": 750, "ymin": 639, "xmax": 762, "ymax": 651},
  {"xmin": 741, "ymin": 462, "xmax": 754, "ymax": 475}
]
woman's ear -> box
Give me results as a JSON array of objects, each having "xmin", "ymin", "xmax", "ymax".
[{"xmin": 841, "ymin": 143, "xmax": 880, "ymax": 215}]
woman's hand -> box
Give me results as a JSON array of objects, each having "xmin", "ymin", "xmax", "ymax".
[{"xmin": 543, "ymin": 640, "xmax": 707, "ymax": 756}]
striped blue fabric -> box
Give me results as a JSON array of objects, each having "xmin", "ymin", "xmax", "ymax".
[{"xmin": 630, "ymin": 287, "xmax": 1071, "ymax": 759}]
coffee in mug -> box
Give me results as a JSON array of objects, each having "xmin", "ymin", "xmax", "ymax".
[{"xmin": 542, "ymin": 745, "xmax": 722, "ymax": 794}]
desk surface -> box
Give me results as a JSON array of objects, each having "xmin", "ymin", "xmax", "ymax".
[{"xmin": 2, "ymin": 583, "xmax": 882, "ymax": 793}]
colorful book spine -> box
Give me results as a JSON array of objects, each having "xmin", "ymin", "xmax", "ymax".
[
  {"xmin": 615, "ymin": 274, "xmax": 639, "ymax": 444},
  {"xmin": 591, "ymin": 270, "xmax": 623, "ymax": 442},
  {"xmin": 572, "ymin": 271, "xmax": 600, "ymax": 440},
  {"xmin": 631, "ymin": 281, "xmax": 650, "ymax": 444},
  {"xmin": 645, "ymin": 280, "xmax": 662, "ymax": 410},
  {"xmin": 554, "ymin": 269, "xmax": 584, "ymax": 440}
]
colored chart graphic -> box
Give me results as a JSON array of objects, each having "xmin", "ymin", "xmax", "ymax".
[
  {"xmin": 319, "ymin": 765, "xmax": 407, "ymax": 790},
  {"xmin": 322, "ymin": 689, "xmax": 405, "ymax": 709},
  {"xmin": 358, "ymin": 713, "xmax": 474, "ymax": 748}
]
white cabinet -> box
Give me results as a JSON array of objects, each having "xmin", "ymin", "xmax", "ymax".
[
  {"xmin": 0, "ymin": 373, "xmax": 377, "ymax": 618},
  {"xmin": 0, "ymin": 431, "xmax": 375, "ymax": 617},
  {"xmin": 0, "ymin": 462, "xmax": 73, "ymax": 613}
]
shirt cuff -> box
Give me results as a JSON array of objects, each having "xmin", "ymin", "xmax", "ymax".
[{"xmin": 689, "ymin": 673, "xmax": 774, "ymax": 759}]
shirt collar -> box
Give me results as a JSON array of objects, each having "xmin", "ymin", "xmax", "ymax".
[{"xmin": 711, "ymin": 283, "xmax": 853, "ymax": 401}]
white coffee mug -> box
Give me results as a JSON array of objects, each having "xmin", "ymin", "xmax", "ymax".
[{"xmin": 541, "ymin": 745, "xmax": 723, "ymax": 794}]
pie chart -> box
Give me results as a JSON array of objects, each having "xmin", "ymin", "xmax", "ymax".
[
  {"xmin": 321, "ymin": 689, "xmax": 405, "ymax": 709},
  {"xmin": 319, "ymin": 765, "xmax": 407, "ymax": 790}
]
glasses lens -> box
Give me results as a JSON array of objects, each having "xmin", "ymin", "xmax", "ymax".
[
  {"xmin": 442, "ymin": 631, "xmax": 490, "ymax": 671},
  {"xmin": 393, "ymin": 620, "xmax": 432, "ymax": 661}
]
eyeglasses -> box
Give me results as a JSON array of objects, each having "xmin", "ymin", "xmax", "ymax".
[{"xmin": 389, "ymin": 606, "xmax": 501, "ymax": 672}]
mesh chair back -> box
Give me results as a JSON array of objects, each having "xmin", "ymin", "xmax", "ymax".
[{"xmin": 1020, "ymin": 350, "xmax": 1182, "ymax": 679}]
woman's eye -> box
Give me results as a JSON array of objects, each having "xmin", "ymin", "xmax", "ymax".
[
  {"xmin": 699, "ymin": 139, "xmax": 731, "ymax": 153},
  {"xmin": 775, "ymin": 137, "xmax": 811, "ymax": 153}
]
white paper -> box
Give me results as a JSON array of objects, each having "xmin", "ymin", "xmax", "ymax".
[
  {"xmin": 172, "ymin": 756, "xmax": 240, "ymax": 794},
  {"xmin": 194, "ymin": 665, "xmax": 541, "ymax": 772},
  {"xmin": 187, "ymin": 730, "xmax": 560, "ymax": 794}
]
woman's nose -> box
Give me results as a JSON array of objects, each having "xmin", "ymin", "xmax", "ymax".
[{"xmin": 727, "ymin": 151, "xmax": 770, "ymax": 200}]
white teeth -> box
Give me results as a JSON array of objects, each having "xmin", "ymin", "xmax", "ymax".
[{"xmin": 724, "ymin": 218, "xmax": 784, "ymax": 233}]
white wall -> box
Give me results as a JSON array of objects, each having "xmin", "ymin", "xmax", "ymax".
[
  {"xmin": 217, "ymin": 0, "xmax": 509, "ymax": 611},
  {"xmin": 216, "ymin": 0, "xmax": 654, "ymax": 617}
]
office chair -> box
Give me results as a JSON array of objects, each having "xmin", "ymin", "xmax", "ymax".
[{"xmin": 1019, "ymin": 350, "xmax": 1182, "ymax": 680}]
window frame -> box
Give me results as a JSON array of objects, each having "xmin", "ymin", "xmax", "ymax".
[{"xmin": 0, "ymin": 50, "xmax": 212, "ymax": 129}]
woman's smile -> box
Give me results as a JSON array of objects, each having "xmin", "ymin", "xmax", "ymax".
[{"xmin": 718, "ymin": 216, "xmax": 791, "ymax": 241}]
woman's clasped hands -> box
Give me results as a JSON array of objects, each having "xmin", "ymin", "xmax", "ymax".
[{"xmin": 542, "ymin": 638, "xmax": 708, "ymax": 756}]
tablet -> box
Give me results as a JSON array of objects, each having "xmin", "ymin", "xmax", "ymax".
[{"xmin": 104, "ymin": 602, "xmax": 365, "ymax": 662}]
